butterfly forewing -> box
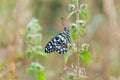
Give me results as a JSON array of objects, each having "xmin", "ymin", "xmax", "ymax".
[{"xmin": 45, "ymin": 41, "xmax": 55, "ymax": 53}]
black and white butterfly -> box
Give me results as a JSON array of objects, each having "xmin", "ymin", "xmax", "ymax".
[{"xmin": 45, "ymin": 27, "xmax": 72, "ymax": 54}]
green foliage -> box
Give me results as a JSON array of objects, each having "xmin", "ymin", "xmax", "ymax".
[
  {"xmin": 79, "ymin": 28, "xmax": 86, "ymax": 35},
  {"xmin": 26, "ymin": 48, "xmax": 36, "ymax": 59},
  {"xmin": 65, "ymin": 0, "xmax": 92, "ymax": 68},
  {"xmin": 26, "ymin": 62, "xmax": 46, "ymax": 80},
  {"xmin": 26, "ymin": 18, "xmax": 46, "ymax": 80},
  {"xmin": 79, "ymin": 44, "xmax": 92, "ymax": 66},
  {"xmin": 77, "ymin": 20, "xmax": 86, "ymax": 26},
  {"xmin": 72, "ymin": 0, "xmax": 78, "ymax": 4},
  {"xmin": 26, "ymin": 18, "xmax": 46, "ymax": 58},
  {"xmin": 79, "ymin": 51, "xmax": 92, "ymax": 66},
  {"xmin": 79, "ymin": 4, "xmax": 88, "ymax": 20},
  {"xmin": 68, "ymin": 4, "xmax": 75, "ymax": 11},
  {"xmin": 79, "ymin": 10, "xmax": 88, "ymax": 20},
  {"xmin": 81, "ymin": 43, "xmax": 89, "ymax": 51},
  {"xmin": 26, "ymin": 62, "xmax": 44, "ymax": 74},
  {"xmin": 36, "ymin": 71, "xmax": 46, "ymax": 80},
  {"xmin": 80, "ymin": 4, "xmax": 87, "ymax": 10},
  {"xmin": 69, "ymin": 75, "xmax": 74, "ymax": 80},
  {"xmin": 70, "ymin": 23, "xmax": 79, "ymax": 41}
]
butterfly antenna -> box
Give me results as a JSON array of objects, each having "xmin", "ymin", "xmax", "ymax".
[{"xmin": 61, "ymin": 17, "xmax": 65, "ymax": 28}]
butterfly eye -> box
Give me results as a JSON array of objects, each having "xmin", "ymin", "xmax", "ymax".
[{"xmin": 45, "ymin": 27, "xmax": 72, "ymax": 54}]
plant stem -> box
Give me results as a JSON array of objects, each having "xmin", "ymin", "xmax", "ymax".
[
  {"xmin": 76, "ymin": 0, "xmax": 80, "ymax": 23},
  {"xmin": 76, "ymin": 0, "xmax": 80, "ymax": 70}
]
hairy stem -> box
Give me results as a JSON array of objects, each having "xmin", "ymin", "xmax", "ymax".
[{"xmin": 76, "ymin": 0, "xmax": 80, "ymax": 73}]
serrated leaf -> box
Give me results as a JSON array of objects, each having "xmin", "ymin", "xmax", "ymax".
[
  {"xmin": 79, "ymin": 28, "xmax": 86, "ymax": 35},
  {"xmin": 64, "ymin": 49, "xmax": 73, "ymax": 63},
  {"xmin": 79, "ymin": 51, "xmax": 92, "ymax": 66},
  {"xmin": 79, "ymin": 10, "xmax": 88, "ymax": 20},
  {"xmin": 67, "ymin": 11, "xmax": 75, "ymax": 19},
  {"xmin": 36, "ymin": 71, "xmax": 46, "ymax": 80}
]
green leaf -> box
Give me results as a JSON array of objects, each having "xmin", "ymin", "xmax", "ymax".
[
  {"xmin": 64, "ymin": 49, "xmax": 73, "ymax": 63},
  {"xmin": 36, "ymin": 34, "xmax": 42, "ymax": 41},
  {"xmin": 36, "ymin": 40, "xmax": 41, "ymax": 46},
  {"xmin": 26, "ymin": 62, "xmax": 46, "ymax": 80},
  {"xmin": 68, "ymin": 4, "xmax": 75, "ymax": 11},
  {"xmin": 81, "ymin": 43, "xmax": 89, "ymax": 51},
  {"xmin": 70, "ymin": 23, "xmax": 79, "ymax": 41},
  {"xmin": 26, "ymin": 34, "xmax": 32, "ymax": 41},
  {"xmin": 79, "ymin": 51, "xmax": 92, "ymax": 66},
  {"xmin": 70, "ymin": 23, "xmax": 77, "ymax": 29},
  {"xmin": 69, "ymin": 75, "xmax": 74, "ymax": 80},
  {"xmin": 79, "ymin": 10, "xmax": 88, "ymax": 20},
  {"xmin": 35, "ymin": 34, "xmax": 42, "ymax": 45},
  {"xmin": 34, "ymin": 23, "xmax": 42, "ymax": 31},
  {"xmin": 36, "ymin": 71, "xmax": 46, "ymax": 80},
  {"xmin": 80, "ymin": 4, "xmax": 87, "ymax": 10},
  {"xmin": 27, "ymin": 62, "xmax": 44, "ymax": 73},
  {"xmin": 26, "ymin": 51, "xmax": 36, "ymax": 59},
  {"xmin": 71, "ymin": 30, "xmax": 79, "ymax": 41},
  {"xmin": 26, "ymin": 48, "xmax": 36, "ymax": 59},
  {"xmin": 67, "ymin": 11, "xmax": 75, "ymax": 19},
  {"xmin": 76, "ymin": 20, "xmax": 86, "ymax": 26},
  {"xmin": 27, "ymin": 18, "xmax": 42, "ymax": 33},
  {"xmin": 72, "ymin": 0, "xmax": 78, "ymax": 4},
  {"xmin": 26, "ymin": 67, "xmax": 34, "ymax": 74},
  {"xmin": 79, "ymin": 28, "xmax": 86, "ymax": 35}
]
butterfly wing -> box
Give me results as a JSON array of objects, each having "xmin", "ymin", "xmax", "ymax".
[
  {"xmin": 45, "ymin": 40, "xmax": 55, "ymax": 53},
  {"xmin": 54, "ymin": 33, "xmax": 68, "ymax": 54},
  {"xmin": 45, "ymin": 33, "xmax": 68, "ymax": 54},
  {"xmin": 55, "ymin": 45, "xmax": 67, "ymax": 54}
]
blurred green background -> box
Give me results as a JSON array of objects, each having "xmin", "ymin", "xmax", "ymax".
[{"xmin": 0, "ymin": 0, "xmax": 120, "ymax": 80}]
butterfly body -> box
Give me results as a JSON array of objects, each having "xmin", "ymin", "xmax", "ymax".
[{"xmin": 45, "ymin": 27, "xmax": 72, "ymax": 54}]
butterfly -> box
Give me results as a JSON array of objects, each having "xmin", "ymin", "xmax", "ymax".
[{"xmin": 45, "ymin": 27, "xmax": 72, "ymax": 54}]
